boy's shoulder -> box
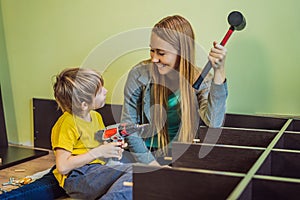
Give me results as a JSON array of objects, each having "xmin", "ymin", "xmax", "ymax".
[
  {"xmin": 54, "ymin": 112, "xmax": 74, "ymax": 126},
  {"xmin": 91, "ymin": 110, "xmax": 103, "ymax": 121},
  {"xmin": 91, "ymin": 110, "xmax": 101, "ymax": 117},
  {"xmin": 56, "ymin": 111, "xmax": 72, "ymax": 121}
]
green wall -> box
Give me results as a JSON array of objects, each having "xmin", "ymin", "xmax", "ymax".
[
  {"xmin": 1, "ymin": 0, "xmax": 300, "ymax": 145},
  {"xmin": 0, "ymin": 1, "xmax": 18, "ymax": 143}
]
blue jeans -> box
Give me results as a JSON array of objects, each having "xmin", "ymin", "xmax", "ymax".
[
  {"xmin": 64, "ymin": 164, "xmax": 132, "ymax": 200},
  {"xmin": 0, "ymin": 166, "xmax": 66, "ymax": 200}
]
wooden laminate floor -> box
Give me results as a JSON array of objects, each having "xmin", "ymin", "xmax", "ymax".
[{"xmin": 0, "ymin": 146, "xmax": 55, "ymax": 193}]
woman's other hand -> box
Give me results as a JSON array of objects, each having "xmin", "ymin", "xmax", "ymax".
[{"xmin": 209, "ymin": 41, "xmax": 227, "ymax": 84}]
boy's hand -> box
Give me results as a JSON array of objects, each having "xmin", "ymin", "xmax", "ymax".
[
  {"xmin": 92, "ymin": 142, "xmax": 127, "ymax": 160},
  {"xmin": 120, "ymin": 142, "xmax": 128, "ymax": 149}
]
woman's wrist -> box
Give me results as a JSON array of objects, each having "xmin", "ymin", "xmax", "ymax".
[{"xmin": 213, "ymin": 68, "xmax": 226, "ymax": 84}]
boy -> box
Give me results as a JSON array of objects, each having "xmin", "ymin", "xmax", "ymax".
[{"xmin": 52, "ymin": 67, "xmax": 132, "ymax": 199}]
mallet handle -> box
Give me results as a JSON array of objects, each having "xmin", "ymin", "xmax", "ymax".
[
  {"xmin": 220, "ymin": 27, "xmax": 234, "ymax": 46},
  {"xmin": 192, "ymin": 27, "xmax": 234, "ymax": 90}
]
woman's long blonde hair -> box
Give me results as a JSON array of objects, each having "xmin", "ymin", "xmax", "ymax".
[{"xmin": 150, "ymin": 15, "xmax": 200, "ymax": 152}]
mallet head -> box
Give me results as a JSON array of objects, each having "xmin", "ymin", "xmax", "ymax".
[{"xmin": 228, "ymin": 11, "xmax": 246, "ymax": 31}]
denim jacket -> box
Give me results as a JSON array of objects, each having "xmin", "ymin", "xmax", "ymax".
[{"xmin": 121, "ymin": 60, "xmax": 228, "ymax": 163}]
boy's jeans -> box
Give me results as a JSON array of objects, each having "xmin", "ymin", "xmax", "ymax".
[{"xmin": 64, "ymin": 163, "xmax": 132, "ymax": 200}]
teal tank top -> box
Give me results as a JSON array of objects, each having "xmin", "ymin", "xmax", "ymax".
[{"xmin": 145, "ymin": 90, "xmax": 181, "ymax": 148}]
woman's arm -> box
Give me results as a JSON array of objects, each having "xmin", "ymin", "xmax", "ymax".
[
  {"xmin": 121, "ymin": 63, "xmax": 157, "ymax": 164},
  {"xmin": 209, "ymin": 41, "xmax": 227, "ymax": 84},
  {"xmin": 197, "ymin": 79, "xmax": 228, "ymax": 127},
  {"xmin": 121, "ymin": 67, "xmax": 144, "ymax": 124},
  {"xmin": 197, "ymin": 41, "xmax": 228, "ymax": 127}
]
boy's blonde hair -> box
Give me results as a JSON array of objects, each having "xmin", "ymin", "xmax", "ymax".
[{"xmin": 53, "ymin": 67, "xmax": 104, "ymax": 114}]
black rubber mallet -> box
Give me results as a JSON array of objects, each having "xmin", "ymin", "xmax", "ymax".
[{"xmin": 192, "ymin": 11, "xmax": 246, "ymax": 89}]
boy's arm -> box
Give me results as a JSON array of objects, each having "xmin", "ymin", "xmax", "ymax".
[{"xmin": 55, "ymin": 142, "xmax": 124, "ymax": 175}]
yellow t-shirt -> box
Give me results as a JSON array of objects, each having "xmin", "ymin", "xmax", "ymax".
[{"xmin": 51, "ymin": 111, "xmax": 106, "ymax": 187}]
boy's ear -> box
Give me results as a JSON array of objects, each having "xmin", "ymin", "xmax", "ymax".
[{"xmin": 81, "ymin": 101, "xmax": 89, "ymax": 111}]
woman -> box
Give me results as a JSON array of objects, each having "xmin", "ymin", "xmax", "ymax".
[{"xmin": 121, "ymin": 15, "xmax": 228, "ymax": 165}]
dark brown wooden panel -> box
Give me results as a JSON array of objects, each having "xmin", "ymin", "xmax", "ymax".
[
  {"xmin": 133, "ymin": 165, "xmax": 242, "ymax": 200},
  {"xmin": 172, "ymin": 143, "xmax": 263, "ymax": 173},
  {"xmin": 0, "ymin": 146, "xmax": 48, "ymax": 170},
  {"xmin": 224, "ymin": 113, "xmax": 288, "ymax": 130},
  {"xmin": 0, "ymin": 85, "xmax": 8, "ymax": 147},
  {"xmin": 286, "ymin": 119, "xmax": 300, "ymax": 131},
  {"xmin": 198, "ymin": 127, "xmax": 276, "ymax": 148},
  {"xmin": 257, "ymin": 150, "xmax": 300, "ymax": 179},
  {"xmin": 33, "ymin": 98, "xmax": 62, "ymax": 149},
  {"xmin": 240, "ymin": 178, "xmax": 300, "ymax": 200},
  {"xmin": 275, "ymin": 132, "xmax": 300, "ymax": 150}
]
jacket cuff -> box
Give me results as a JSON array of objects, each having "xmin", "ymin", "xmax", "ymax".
[{"xmin": 210, "ymin": 79, "xmax": 228, "ymax": 98}]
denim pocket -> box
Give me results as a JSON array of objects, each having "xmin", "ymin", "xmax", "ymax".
[{"xmin": 67, "ymin": 166, "xmax": 86, "ymax": 178}]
